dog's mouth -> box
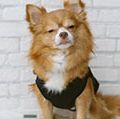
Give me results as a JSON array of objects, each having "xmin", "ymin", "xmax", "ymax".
[
  {"xmin": 58, "ymin": 38, "xmax": 72, "ymax": 45},
  {"xmin": 56, "ymin": 39, "xmax": 73, "ymax": 49}
]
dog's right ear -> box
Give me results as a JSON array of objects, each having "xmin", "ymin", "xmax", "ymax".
[
  {"xmin": 64, "ymin": 0, "xmax": 85, "ymax": 14},
  {"xmin": 64, "ymin": 0, "xmax": 86, "ymax": 20},
  {"xmin": 26, "ymin": 4, "xmax": 46, "ymax": 25}
]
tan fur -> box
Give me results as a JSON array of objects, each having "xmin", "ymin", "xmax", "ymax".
[
  {"xmin": 31, "ymin": 84, "xmax": 53, "ymax": 119},
  {"xmin": 26, "ymin": 0, "xmax": 120, "ymax": 119}
]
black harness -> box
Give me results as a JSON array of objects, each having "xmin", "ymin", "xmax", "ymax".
[{"xmin": 35, "ymin": 68, "xmax": 99, "ymax": 111}]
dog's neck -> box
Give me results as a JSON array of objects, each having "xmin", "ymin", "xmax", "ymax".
[
  {"xmin": 44, "ymin": 50, "xmax": 89, "ymax": 93},
  {"xmin": 44, "ymin": 51, "xmax": 67, "ymax": 93}
]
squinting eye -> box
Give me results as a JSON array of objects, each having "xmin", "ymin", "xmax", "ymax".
[
  {"xmin": 48, "ymin": 29, "xmax": 55, "ymax": 33},
  {"xmin": 68, "ymin": 25, "xmax": 75, "ymax": 29}
]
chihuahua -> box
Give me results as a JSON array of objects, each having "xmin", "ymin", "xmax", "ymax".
[{"xmin": 26, "ymin": 0, "xmax": 120, "ymax": 119}]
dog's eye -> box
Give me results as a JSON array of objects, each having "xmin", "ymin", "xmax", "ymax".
[
  {"xmin": 68, "ymin": 25, "xmax": 75, "ymax": 29},
  {"xmin": 48, "ymin": 29, "xmax": 55, "ymax": 33}
]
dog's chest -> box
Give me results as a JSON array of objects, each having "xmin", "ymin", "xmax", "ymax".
[{"xmin": 44, "ymin": 53, "xmax": 66, "ymax": 93}]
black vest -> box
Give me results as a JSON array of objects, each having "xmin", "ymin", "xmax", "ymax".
[{"xmin": 35, "ymin": 68, "xmax": 99, "ymax": 111}]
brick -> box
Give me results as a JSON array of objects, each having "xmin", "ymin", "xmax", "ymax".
[
  {"xmin": 90, "ymin": 53, "xmax": 114, "ymax": 67},
  {"xmin": 19, "ymin": 97, "xmax": 40, "ymax": 110},
  {"xmin": 117, "ymin": 68, "xmax": 120, "ymax": 81},
  {"xmin": 0, "ymin": 111, "xmax": 22, "ymax": 119},
  {"xmin": 6, "ymin": 53, "xmax": 29, "ymax": 66},
  {"xmin": 0, "ymin": 68, "xmax": 20, "ymax": 83},
  {"xmin": 0, "ymin": 38, "xmax": 19, "ymax": 53},
  {"xmin": 90, "ymin": 23, "xmax": 106, "ymax": 38},
  {"xmin": 0, "ymin": 98, "xmax": 19, "ymax": 110},
  {"xmin": 87, "ymin": 9, "xmax": 99, "ymax": 22},
  {"xmin": 0, "ymin": 54, "xmax": 6, "ymax": 66},
  {"xmin": 0, "ymin": 0, "xmax": 21, "ymax": 5},
  {"xmin": 9, "ymin": 83, "xmax": 33, "ymax": 97},
  {"xmin": 114, "ymin": 54, "xmax": 120, "ymax": 67},
  {"xmin": 2, "ymin": 6, "xmax": 25, "ymax": 21},
  {"xmin": 93, "ymin": 0, "xmax": 120, "ymax": 7},
  {"xmin": 100, "ymin": 84, "xmax": 120, "ymax": 95},
  {"xmin": 0, "ymin": 0, "xmax": 41, "ymax": 5},
  {"xmin": 41, "ymin": 0, "xmax": 63, "ymax": 8},
  {"xmin": 94, "ymin": 39, "xmax": 116, "ymax": 52},
  {"xmin": 20, "ymin": 36, "xmax": 32, "ymax": 52},
  {"xmin": 106, "ymin": 25, "xmax": 120, "ymax": 38},
  {"xmin": 117, "ymin": 40, "xmax": 120, "ymax": 51},
  {"xmin": 92, "ymin": 68, "xmax": 118, "ymax": 81},
  {"xmin": 0, "ymin": 8, "xmax": 2, "ymax": 18},
  {"xmin": 24, "ymin": 0, "xmax": 41, "ymax": 5},
  {"xmin": 0, "ymin": 22, "xmax": 29, "ymax": 37},
  {"xmin": 0, "ymin": 84, "xmax": 8, "ymax": 96},
  {"xmin": 98, "ymin": 9, "xmax": 120, "ymax": 22},
  {"xmin": 20, "ymin": 67, "xmax": 36, "ymax": 83}
]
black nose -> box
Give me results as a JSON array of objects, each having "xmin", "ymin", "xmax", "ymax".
[{"xmin": 59, "ymin": 32, "xmax": 68, "ymax": 39}]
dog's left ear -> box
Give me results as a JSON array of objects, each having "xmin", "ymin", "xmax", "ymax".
[
  {"xmin": 26, "ymin": 4, "xmax": 46, "ymax": 25},
  {"xmin": 64, "ymin": 0, "xmax": 86, "ymax": 20}
]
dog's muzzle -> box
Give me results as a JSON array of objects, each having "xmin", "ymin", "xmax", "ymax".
[{"xmin": 55, "ymin": 27, "xmax": 74, "ymax": 49}]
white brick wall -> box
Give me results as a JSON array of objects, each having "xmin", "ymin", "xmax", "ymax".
[
  {"xmin": 0, "ymin": 38, "xmax": 19, "ymax": 53},
  {"xmin": 93, "ymin": 0, "xmax": 120, "ymax": 7},
  {"xmin": 0, "ymin": 0, "xmax": 120, "ymax": 119}
]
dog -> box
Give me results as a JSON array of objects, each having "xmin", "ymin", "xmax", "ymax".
[{"xmin": 26, "ymin": 0, "xmax": 120, "ymax": 119}]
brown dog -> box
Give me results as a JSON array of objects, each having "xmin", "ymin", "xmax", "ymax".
[{"xmin": 26, "ymin": 0, "xmax": 120, "ymax": 119}]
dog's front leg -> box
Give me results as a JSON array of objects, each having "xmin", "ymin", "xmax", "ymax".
[
  {"xmin": 40, "ymin": 99, "xmax": 53, "ymax": 119},
  {"xmin": 75, "ymin": 79, "xmax": 92, "ymax": 119},
  {"xmin": 31, "ymin": 84, "xmax": 53, "ymax": 119}
]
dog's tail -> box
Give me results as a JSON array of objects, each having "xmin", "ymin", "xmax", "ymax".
[
  {"xmin": 91, "ymin": 93, "xmax": 120, "ymax": 118},
  {"xmin": 101, "ymin": 94, "xmax": 120, "ymax": 116}
]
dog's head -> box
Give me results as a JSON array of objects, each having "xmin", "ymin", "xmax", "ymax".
[{"xmin": 26, "ymin": 0, "xmax": 93, "ymax": 73}]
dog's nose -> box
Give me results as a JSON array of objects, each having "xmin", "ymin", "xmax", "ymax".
[{"xmin": 59, "ymin": 32, "xmax": 68, "ymax": 39}]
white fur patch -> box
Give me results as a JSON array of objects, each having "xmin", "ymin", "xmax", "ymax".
[
  {"xmin": 44, "ymin": 52, "xmax": 66, "ymax": 93},
  {"xmin": 55, "ymin": 27, "xmax": 74, "ymax": 49}
]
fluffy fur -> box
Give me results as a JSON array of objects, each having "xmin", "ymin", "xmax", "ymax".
[{"xmin": 26, "ymin": 0, "xmax": 120, "ymax": 119}]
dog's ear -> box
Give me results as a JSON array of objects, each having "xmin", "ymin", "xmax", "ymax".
[
  {"xmin": 64, "ymin": 0, "xmax": 86, "ymax": 20},
  {"xmin": 64, "ymin": 0, "xmax": 71, "ymax": 11},
  {"xmin": 26, "ymin": 4, "xmax": 46, "ymax": 25}
]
